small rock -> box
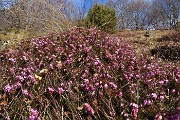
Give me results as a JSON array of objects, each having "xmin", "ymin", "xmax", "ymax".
[{"xmin": 144, "ymin": 31, "xmax": 151, "ymax": 37}]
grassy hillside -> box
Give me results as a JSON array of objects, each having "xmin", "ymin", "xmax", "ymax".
[{"xmin": 0, "ymin": 28, "xmax": 179, "ymax": 119}]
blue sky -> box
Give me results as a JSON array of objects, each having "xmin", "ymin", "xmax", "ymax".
[
  {"xmin": 73, "ymin": 0, "xmax": 108, "ymax": 11},
  {"xmin": 73, "ymin": 0, "xmax": 152, "ymax": 12}
]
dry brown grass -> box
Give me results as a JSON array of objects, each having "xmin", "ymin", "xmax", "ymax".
[
  {"xmin": 111, "ymin": 30, "xmax": 180, "ymax": 66},
  {"xmin": 112, "ymin": 30, "xmax": 177, "ymax": 53},
  {"xmin": 0, "ymin": 30, "xmax": 27, "ymax": 42}
]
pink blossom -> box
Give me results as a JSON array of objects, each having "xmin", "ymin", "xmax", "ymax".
[
  {"xmin": 35, "ymin": 58, "xmax": 39, "ymax": 63},
  {"xmin": 159, "ymin": 95, "xmax": 164, "ymax": 101},
  {"xmin": 84, "ymin": 103, "xmax": 94, "ymax": 115},
  {"xmin": 8, "ymin": 58, "xmax": 16, "ymax": 63},
  {"xmin": 29, "ymin": 108, "xmax": 38, "ymax": 120},
  {"xmin": 4, "ymin": 84, "xmax": 12, "ymax": 93},
  {"xmin": 159, "ymin": 80, "xmax": 164, "ymax": 84},
  {"xmin": 48, "ymin": 87, "xmax": 55, "ymax": 94},
  {"xmin": 9, "ymin": 67, "xmax": 15, "ymax": 75},
  {"xmin": 132, "ymin": 108, "xmax": 138, "ymax": 120},
  {"xmin": 28, "ymin": 75, "xmax": 35, "ymax": 81},
  {"xmin": 151, "ymin": 93, "xmax": 157, "ymax": 99},
  {"xmin": 155, "ymin": 114, "xmax": 163, "ymax": 120},
  {"xmin": 22, "ymin": 89, "xmax": 31, "ymax": 97},
  {"xmin": 118, "ymin": 92, "xmax": 122, "ymax": 97},
  {"xmin": 130, "ymin": 103, "xmax": 138, "ymax": 108},
  {"xmin": 22, "ymin": 55, "xmax": 28, "ymax": 61},
  {"xmin": 21, "ymin": 71, "xmax": 27, "ymax": 76},
  {"xmin": 49, "ymin": 63, "xmax": 54, "ymax": 70},
  {"xmin": 104, "ymin": 84, "xmax": 108, "ymax": 89},
  {"xmin": 130, "ymin": 103, "xmax": 138, "ymax": 120},
  {"xmin": 15, "ymin": 75, "xmax": 24, "ymax": 82},
  {"xmin": 84, "ymin": 79, "xmax": 89, "ymax": 83},
  {"xmin": 109, "ymin": 82, "xmax": 117, "ymax": 89},
  {"xmin": 94, "ymin": 61, "xmax": 98, "ymax": 65},
  {"xmin": 68, "ymin": 81, "xmax": 72, "ymax": 86},
  {"xmin": 58, "ymin": 87, "xmax": 64, "ymax": 95},
  {"xmin": 171, "ymin": 89, "xmax": 176, "ymax": 93},
  {"xmin": 12, "ymin": 82, "xmax": 22, "ymax": 89},
  {"xmin": 144, "ymin": 100, "xmax": 152, "ymax": 106}
]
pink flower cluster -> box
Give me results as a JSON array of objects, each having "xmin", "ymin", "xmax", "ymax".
[
  {"xmin": 29, "ymin": 108, "xmax": 39, "ymax": 120},
  {"xmin": 84, "ymin": 103, "xmax": 94, "ymax": 115},
  {"xmin": 0, "ymin": 27, "xmax": 179, "ymax": 119}
]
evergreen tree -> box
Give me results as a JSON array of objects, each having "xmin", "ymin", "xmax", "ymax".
[{"xmin": 85, "ymin": 4, "xmax": 117, "ymax": 33}]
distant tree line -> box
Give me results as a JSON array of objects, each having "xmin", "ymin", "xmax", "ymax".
[
  {"xmin": 0, "ymin": 0, "xmax": 179, "ymax": 35},
  {"xmin": 106, "ymin": 0, "xmax": 180, "ymax": 30}
]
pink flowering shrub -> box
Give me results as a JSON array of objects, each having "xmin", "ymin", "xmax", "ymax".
[{"xmin": 0, "ymin": 27, "xmax": 179, "ymax": 119}]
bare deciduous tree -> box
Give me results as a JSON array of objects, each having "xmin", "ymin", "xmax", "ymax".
[
  {"xmin": 106, "ymin": 0, "xmax": 152, "ymax": 30},
  {"xmin": 107, "ymin": 0, "xmax": 131, "ymax": 30},
  {"xmin": 150, "ymin": 0, "xmax": 180, "ymax": 29},
  {"xmin": 0, "ymin": 0, "xmax": 72, "ymax": 36},
  {"xmin": 0, "ymin": 0, "xmax": 179, "ymax": 32}
]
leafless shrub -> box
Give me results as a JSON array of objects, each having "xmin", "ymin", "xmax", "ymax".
[{"xmin": 0, "ymin": 0, "xmax": 72, "ymax": 37}]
